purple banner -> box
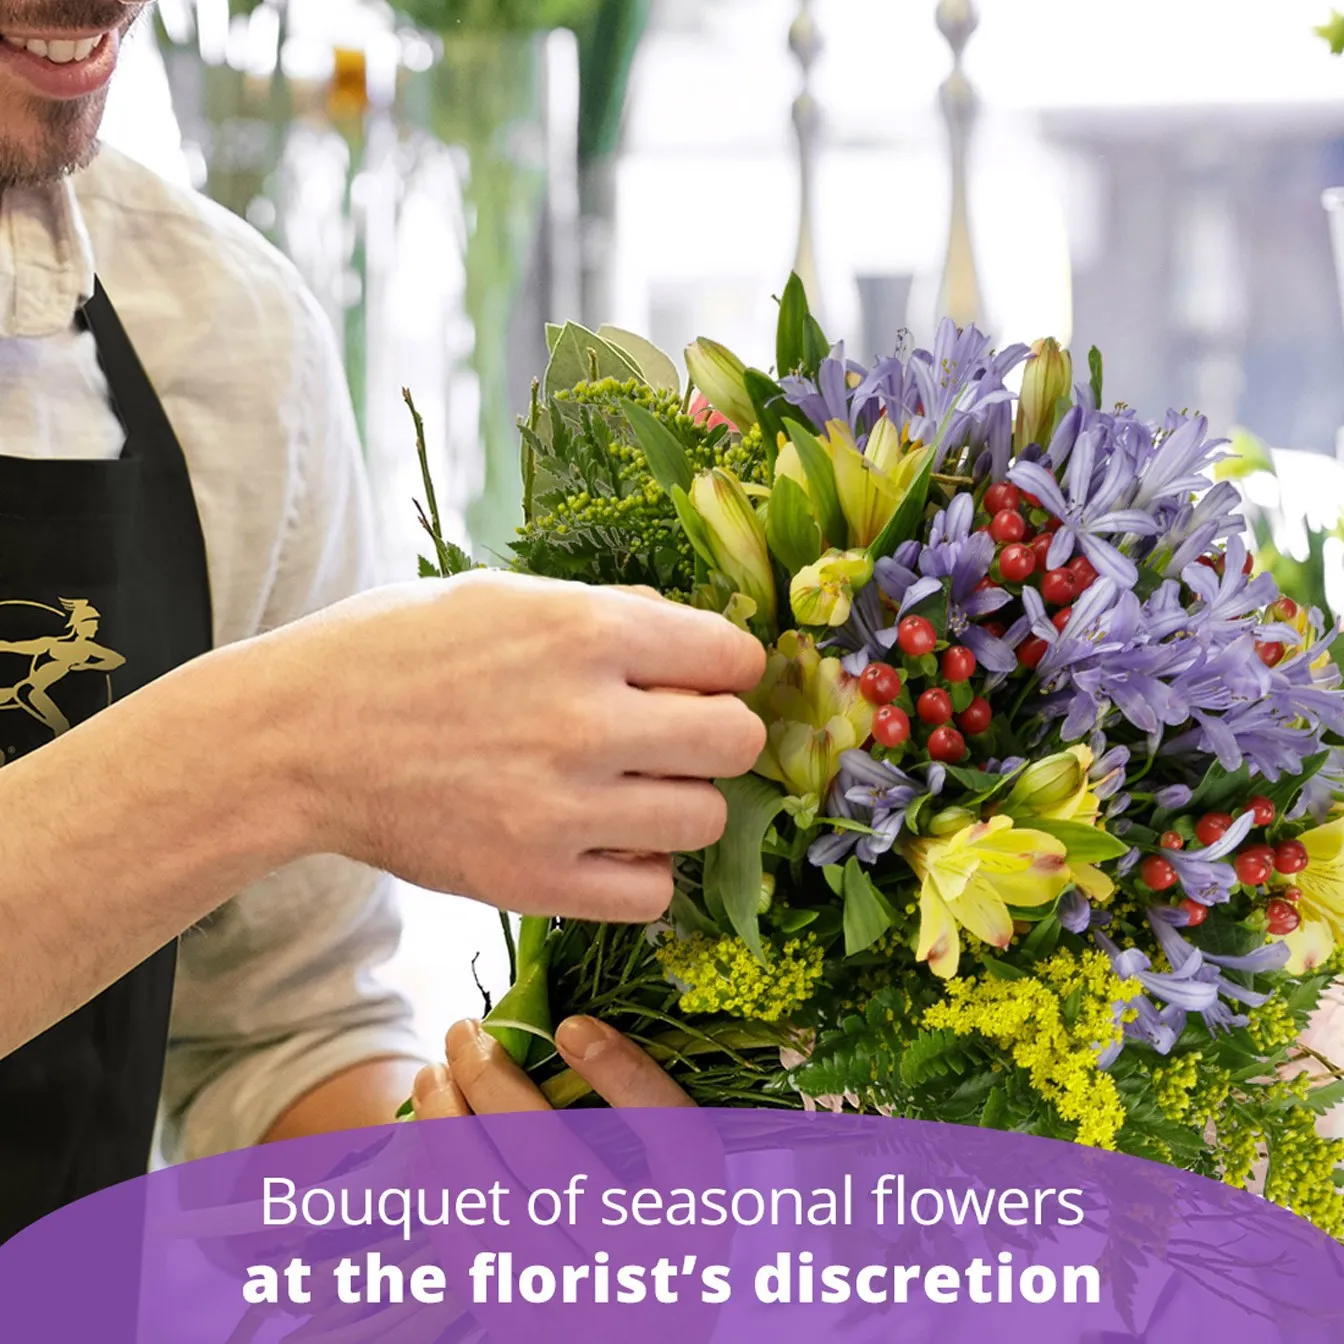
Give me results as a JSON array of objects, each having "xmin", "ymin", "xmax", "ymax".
[{"xmin": 1, "ymin": 1109, "xmax": 1341, "ymax": 1342}]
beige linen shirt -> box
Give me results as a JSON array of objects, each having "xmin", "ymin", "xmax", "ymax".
[{"xmin": 0, "ymin": 144, "xmax": 422, "ymax": 1161}]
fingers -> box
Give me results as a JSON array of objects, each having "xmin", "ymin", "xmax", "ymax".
[
  {"xmin": 582, "ymin": 777, "xmax": 729, "ymax": 855},
  {"xmin": 606, "ymin": 594, "xmax": 766, "ymax": 694},
  {"xmin": 412, "ymin": 1062, "xmax": 471, "ymax": 1120},
  {"xmin": 555, "ymin": 1017, "xmax": 696, "ymax": 1109},
  {"xmin": 443, "ymin": 1020, "xmax": 553, "ymax": 1114},
  {"xmin": 612, "ymin": 689, "xmax": 767, "ymax": 779}
]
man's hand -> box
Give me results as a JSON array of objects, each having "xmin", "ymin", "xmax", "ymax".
[
  {"xmin": 411, "ymin": 1017, "xmax": 695, "ymax": 1118},
  {"xmin": 253, "ymin": 572, "xmax": 766, "ymax": 922}
]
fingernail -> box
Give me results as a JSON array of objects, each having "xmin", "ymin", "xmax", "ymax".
[
  {"xmin": 556, "ymin": 1016, "xmax": 610, "ymax": 1064},
  {"xmin": 413, "ymin": 1063, "xmax": 454, "ymax": 1108}
]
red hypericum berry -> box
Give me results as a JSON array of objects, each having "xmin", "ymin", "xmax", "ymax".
[
  {"xmin": 1160, "ymin": 831, "xmax": 1185, "ymax": 850},
  {"xmin": 1022, "ymin": 492, "xmax": 1042, "ymax": 509},
  {"xmin": 957, "ymin": 696, "xmax": 992, "ymax": 735},
  {"xmin": 917, "ymin": 687, "xmax": 954, "ymax": 725},
  {"xmin": 1256, "ymin": 641, "xmax": 1284, "ymax": 668},
  {"xmin": 1242, "ymin": 843, "xmax": 1276, "ymax": 868},
  {"xmin": 1067, "ymin": 555, "xmax": 1099, "ymax": 592},
  {"xmin": 1140, "ymin": 855, "xmax": 1178, "ymax": 892},
  {"xmin": 984, "ymin": 481, "xmax": 1021, "ymax": 514},
  {"xmin": 1179, "ymin": 898, "xmax": 1209, "ymax": 927},
  {"xmin": 1051, "ymin": 606, "xmax": 1074, "ymax": 633},
  {"xmin": 859, "ymin": 661, "xmax": 902, "ymax": 706},
  {"xmin": 1282, "ymin": 886, "xmax": 1302, "ymax": 903},
  {"xmin": 990, "ymin": 509, "xmax": 1027, "ymax": 544},
  {"xmin": 1017, "ymin": 636, "xmax": 1049, "ymax": 670},
  {"xmin": 974, "ymin": 576, "xmax": 997, "ymax": 593},
  {"xmin": 1271, "ymin": 597, "xmax": 1299, "ymax": 621},
  {"xmin": 1043, "ymin": 514, "xmax": 1064, "ymax": 533},
  {"xmin": 1244, "ymin": 795, "xmax": 1276, "ymax": 827},
  {"xmin": 897, "ymin": 615, "xmax": 937, "ymax": 657},
  {"xmin": 1235, "ymin": 850, "xmax": 1273, "ymax": 887},
  {"xmin": 999, "ymin": 543, "xmax": 1036, "ymax": 583},
  {"xmin": 981, "ymin": 620, "xmax": 1007, "ymax": 639},
  {"xmin": 1041, "ymin": 568, "xmax": 1076, "ymax": 606},
  {"xmin": 1274, "ymin": 839, "xmax": 1309, "ymax": 875},
  {"xmin": 1194, "ymin": 812, "xmax": 1233, "ymax": 847},
  {"xmin": 1030, "ymin": 533, "xmax": 1055, "ymax": 570},
  {"xmin": 941, "ymin": 645, "xmax": 977, "ymax": 683},
  {"xmin": 928, "ymin": 725, "xmax": 967, "ymax": 762},
  {"xmin": 1266, "ymin": 899, "xmax": 1302, "ymax": 936},
  {"xmin": 872, "ymin": 705, "xmax": 911, "ymax": 747}
]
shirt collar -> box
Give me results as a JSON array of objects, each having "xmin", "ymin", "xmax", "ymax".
[{"xmin": 0, "ymin": 174, "xmax": 96, "ymax": 340}]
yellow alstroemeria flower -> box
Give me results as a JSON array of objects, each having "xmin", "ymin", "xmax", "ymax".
[
  {"xmin": 790, "ymin": 548, "xmax": 874, "ymax": 626},
  {"xmin": 1270, "ymin": 814, "xmax": 1344, "ymax": 972},
  {"xmin": 902, "ymin": 816, "xmax": 1071, "ymax": 979},
  {"xmin": 744, "ymin": 631, "xmax": 874, "ymax": 801},
  {"xmin": 825, "ymin": 417, "xmax": 932, "ymax": 549},
  {"xmin": 1001, "ymin": 745, "xmax": 1115, "ymax": 903}
]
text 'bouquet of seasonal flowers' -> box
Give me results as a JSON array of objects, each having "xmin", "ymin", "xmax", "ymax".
[{"xmin": 406, "ymin": 276, "xmax": 1344, "ymax": 1238}]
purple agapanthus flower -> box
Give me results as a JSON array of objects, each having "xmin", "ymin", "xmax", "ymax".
[
  {"xmin": 1148, "ymin": 908, "xmax": 1289, "ymax": 1035},
  {"xmin": 1095, "ymin": 931, "xmax": 1220, "ymax": 1016},
  {"xmin": 1161, "ymin": 810, "xmax": 1255, "ymax": 905},
  {"xmin": 1008, "ymin": 426, "xmax": 1162, "ymax": 588},
  {"xmin": 807, "ymin": 753, "xmax": 944, "ymax": 866}
]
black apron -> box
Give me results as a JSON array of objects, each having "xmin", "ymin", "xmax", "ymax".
[{"xmin": 0, "ymin": 279, "xmax": 213, "ymax": 1246}]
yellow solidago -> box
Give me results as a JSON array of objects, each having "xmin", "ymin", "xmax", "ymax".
[
  {"xmin": 923, "ymin": 950, "xmax": 1140, "ymax": 1149},
  {"xmin": 657, "ymin": 933, "xmax": 824, "ymax": 1022}
]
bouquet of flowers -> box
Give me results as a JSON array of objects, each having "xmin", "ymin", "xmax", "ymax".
[{"xmin": 406, "ymin": 276, "xmax": 1344, "ymax": 1238}]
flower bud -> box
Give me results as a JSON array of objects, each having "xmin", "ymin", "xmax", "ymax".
[
  {"xmin": 1004, "ymin": 748, "xmax": 1086, "ymax": 817},
  {"xmin": 789, "ymin": 548, "xmax": 874, "ymax": 626},
  {"xmin": 1015, "ymin": 338, "xmax": 1073, "ymax": 453},
  {"xmin": 757, "ymin": 872, "xmax": 777, "ymax": 915},
  {"xmin": 928, "ymin": 806, "xmax": 978, "ymax": 837},
  {"xmin": 686, "ymin": 338, "xmax": 757, "ymax": 433},
  {"xmin": 690, "ymin": 467, "xmax": 776, "ymax": 623}
]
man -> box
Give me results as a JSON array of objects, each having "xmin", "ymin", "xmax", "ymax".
[{"xmin": 0, "ymin": 1, "xmax": 742, "ymax": 1242}]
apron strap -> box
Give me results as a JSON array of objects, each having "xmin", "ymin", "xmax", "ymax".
[{"xmin": 76, "ymin": 279, "xmax": 176, "ymax": 461}]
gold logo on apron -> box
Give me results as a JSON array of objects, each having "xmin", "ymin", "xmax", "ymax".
[{"xmin": 0, "ymin": 599, "xmax": 125, "ymax": 741}]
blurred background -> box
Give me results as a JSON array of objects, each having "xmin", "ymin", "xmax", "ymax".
[{"xmin": 106, "ymin": 0, "xmax": 1344, "ymax": 1051}]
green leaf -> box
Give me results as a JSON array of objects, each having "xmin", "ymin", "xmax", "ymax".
[
  {"xmin": 1026, "ymin": 819, "xmax": 1131, "ymax": 862},
  {"xmin": 545, "ymin": 322, "xmax": 564, "ymax": 354},
  {"xmin": 949, "ymin": 681, "xmax": 975, "ymax": 714},
  {"xmin": 942, "ymin": 764, "xmax": 1007, "ymax": 794},
  {"xmin": 1300, "ymin": 1077, "xmax": 1344, "ymax": 1115},
  {"xmin": 777, "ymin": 272, "xmax": 823, "ymax": 379},
  {"xmin": 394, "ymin": 1096, "xmax": 415, "ymax": 1120},
  {"xmin": 544, "ymin": 322, "xmax": 641, "ymax": 400},
  {"xmin": 783, "ymin": 419, "xmax": 847, "ymax": 549},
  {"xmin": 866, "ymin": 444, "xmax": 936, "ymax": 562},
  {"xmin": 670, "ymin": 484, "xmax": 720, "ymax": 572},
  {"xmin": 669, "ymin": 890, "xmax": 721, "ymax": 938},
  {"xmin": 822, "ymin": 864, "xmax": 845, "ymax": 897},
  {"xmin": 775, "ymin": 908, "xmax": 821, "ymax": 934},
  {"xmin": 980, "ymin": 1085, "xmax": 1009, "ymax": 1130},
  {"xmin": 1088, "ymin": 346, "xmax": 1103, "ymax": 410},
  {"xmin": 745, "ymin": 369, "xmax": 795, "ymax": 459},
  {"xmin": 1021, "ymin": 913, "xmax": 1062, "ymax": 962},
  {"xmin": 842, "ymin": 857, "xmax": 895, "ymax": 957},
  {"xmin": 623, "ymin": 400, "xmax": 695, "ymax": 496},
  {"xmin": 598, "ymin": 326, "xmax": 681, "ymax": 394},
  {"xmin": 765, "ymin": 474, "xmax": 824, "ymax": 573},
  {"xmin": 981, "ymin": 956, "xmax": 1027, "ymax": 981},
  {"xmin": 418, "ymin": 555, "xmax": 438, "ymax": 578},
  {"xmin": 900, "ymin": 1028, "xmax": 976, "ymax": 1087},
  {"xmin": 703, "ymin": 776, "xmax": 790, "ymax": 961}
]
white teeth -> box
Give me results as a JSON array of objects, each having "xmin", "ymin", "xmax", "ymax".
[{"xmin": 1, "ymin": 33, "xmax": 104, "ymax": 62}]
